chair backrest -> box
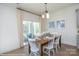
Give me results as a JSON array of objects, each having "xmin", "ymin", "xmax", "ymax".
[
  {"xmin": 35, "ymin": 33, "xmax": 42, "ymax": 39},
  {"xmin": 47, "ymin": 37, "xmax": 55, "ymax": 47},
  {"xmin": 27, "ymin": 33, "xmax": 35, "ymax": 39},
  {"xmin": 29, "ymin": 40, "xmax": 38, "ymax": 50},
  {"xmin": 55, "ymin": 35, "xmax": 60, "ymax": 44}
]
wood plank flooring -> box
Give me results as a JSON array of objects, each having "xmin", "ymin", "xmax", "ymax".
[{"xmin": 0, "ymin": 44, "xmax": 79, "ymax": 56}]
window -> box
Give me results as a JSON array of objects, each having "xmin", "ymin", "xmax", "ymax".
[
  {"xmin": 23, "ymin": 20, "xmax": 40, "ymax": 44},
  {"xmin": 23, "ymin": 21, "xmax": 40, "ymax": 35},
  {"xmin": 23, "ymin": 21, "xmax": 31, "ymax": 36},
  {"xmin": 34, "ymin": 22, "xmax": 40, "ymax": 35}
]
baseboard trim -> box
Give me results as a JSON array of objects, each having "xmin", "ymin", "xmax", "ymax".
[
  {"xmin": 0, "ymin": 46, "xmax": 21, "ymax": 54},
  {"xmin": 61, "ymin": 43, "xmax": 77, "ymax": 48}
]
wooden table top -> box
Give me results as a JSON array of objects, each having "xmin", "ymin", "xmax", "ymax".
[{"xmin": 36, "ymin": 38, "xmax": 48, "ymax": 45}]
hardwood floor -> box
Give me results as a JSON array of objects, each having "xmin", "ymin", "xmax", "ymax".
[
  {"xmin": 0, "ymin": 44, "xmax": 79, "ymax": 56},
  {"xmin": 0, "ymin": 46, "xmax": 29, "ymax": 56},
  {"xmin": 54, "ymin": 44, "xmax": 79, "ymax": 56}
]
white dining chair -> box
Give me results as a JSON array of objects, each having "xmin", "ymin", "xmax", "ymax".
[
  {"xmin": 29, "ymin": 39, "xmax": 40, "ymax": 56},
  {"xmin": 54, "ymin": 35, "xmax": 60, "ymax": 52},
  {"xmin": 43, "ymin": 37, "xmax": 55, "ymax": 56}
]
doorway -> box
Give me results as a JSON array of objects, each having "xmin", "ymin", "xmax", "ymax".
[{"xmin": 23, "ymin": 20, "xmax": 41, "ymax": 45}]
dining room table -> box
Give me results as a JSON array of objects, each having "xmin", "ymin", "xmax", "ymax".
[
  {"xmin": 36, "ymin": 38, "xmax": 49, "ymax": 56},
  {"xmin": 28, "ymin": 35, "xmax": 61, "ymax": 56}
]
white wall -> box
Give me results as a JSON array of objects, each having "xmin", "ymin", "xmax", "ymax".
[
  {"xmin": 46, "ymin": 4, "xmax": 79, "ymax": 46},
  {"xmin": 21, "ymin": 10, "xmax": 40, "ymax": 22},
  {"xmin": 0, "ymin": 4, "xmax": 20, "ymax": 53},
  {"xmin": 0, "ymin": 4, "xmax": 41, "ymax": 53}
]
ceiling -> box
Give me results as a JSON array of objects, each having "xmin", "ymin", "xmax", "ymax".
[{"xmin": 18, "ymin": 3, "xmax": 77, "ymax": 16}]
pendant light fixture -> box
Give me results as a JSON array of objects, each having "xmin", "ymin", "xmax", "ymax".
[{"xmin": 42, "ymin": 3, "xmax": 49, "ymax": 19}]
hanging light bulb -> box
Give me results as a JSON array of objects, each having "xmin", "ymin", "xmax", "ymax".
[
  {"xmin": 41, "ymin": 3, "xmax": 49, "ymax": 19},
  {"xmin": 46, "ymin": 13, "xmax": 49, "ymax": 19},
  {"xmin": 42, "ymin": 14, "xmax": 45, "ymax": 18},
  {"xmin": 45, "ymin": 3, "xmax": 49, "ymax": 19},
  {"xmin": 46, "ymin": 10, "xmax": 49, "ymax": 19}
]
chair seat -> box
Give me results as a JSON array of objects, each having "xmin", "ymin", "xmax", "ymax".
[
  {"xmin": 29, "ymin": 38, "xmax": 36, "ymax": 41},
  {"xmin": 43, "ymin": 39, "xmax": 54, "ymax": 50},
  {"xmin": 46, "ymin": 36, "xmax": 54, "ymax": 41},
  {"xmin": 31, "ymin": 46, "xmax": 39, "ymax": 52},
  {"xmin": 44, "ymin": 45, "xmax": 54, "ymax": 49}
]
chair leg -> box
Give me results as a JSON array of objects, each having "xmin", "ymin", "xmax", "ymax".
[
  {"xmin": 55, "ymin": 44, "xmax": 58, "ymax": 52},
  {"xmin": 30, "ymin": 51, "xmax": 40, "ymax": 56},
  {"xmin": 56, "ymin": 47, "xmax": 57, "ymax": 52},
  {"xmin": 29, "ymin": 52, "xmax": 32, "ymax": 56},
  {"xmin": 36, "ymin": 51, "xmax": 40, "ymax": 56},
  {"xmin": 52, "ymin": 49, "xmax": 55, "ymax": 55},
  {"xmin": 48, "ymin": 49, "xmax": 55, "ymax": 56},
  {"xmin": 29, "ymin": 52, "xmax": 35, "ymax": 56},
  {"xmin": 48, "ymin": 50, "xmax": 50, "ymax": 56}
]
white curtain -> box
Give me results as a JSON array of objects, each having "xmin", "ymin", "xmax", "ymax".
[{"xmin": 17, "ymin": 9, "xmax": 24, "ymax": 47}]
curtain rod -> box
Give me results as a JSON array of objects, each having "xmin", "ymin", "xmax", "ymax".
[{"xmin": 17, "ymin": 8, "xmax": 41, "ymax": 16}]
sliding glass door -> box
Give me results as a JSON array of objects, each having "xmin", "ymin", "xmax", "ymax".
[
  {"xmin": 34, "ymin": 22, "xmax": 40, "ymax": 35},
  {"xmin": 23, "ymin": 20, "xmax": 40, "ymax": 45}
]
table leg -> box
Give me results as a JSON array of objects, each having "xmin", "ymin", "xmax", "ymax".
[
  {"xmin": 29, "ymin": 44, "xmax": 30, "ymax": 54},
  {"xmin": 41, "ymin": 45, "xmax": 43, "ymax": 56},
  {"xmin": 59, "ymin": 35, "xmax": 61, "ymax": 48}
]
